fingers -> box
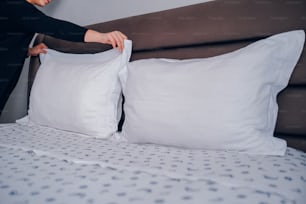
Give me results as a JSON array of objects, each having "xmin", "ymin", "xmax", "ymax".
[
  {"xmin": 107, "ymin": 33, "xmax": 117, "ymax": 50},
  {"xmin": 114, "ymin": 31, "xmax": 128, "ymax": 52},
  {"xmin": 85, "ymin": 29, "xmax": 128, "ymax": 51},
  {"xmin": 28, "ymin": 43, "xmax": 48, "ymax": 56},
  {"xmin": 39, "ymin": 43, "xmax": 48, "ymax": 54},
  {"xmin": 87, "ymin": 29, "xmax": 128, "ymax": 51},
  {"xmin": 107, "ymin": 31, "xmax": 128, "ymax": 52},
  {"xmin": 39, "ymin": 43, "xmax": 48, "ymax": 49}
]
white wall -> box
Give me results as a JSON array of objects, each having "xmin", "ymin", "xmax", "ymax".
[
  {"xmin": 0, "ymin": 0, "xmax": 212, "ymax": 123},
  {"xmin": 39, "ymin": 0, "xmax": 212, "ymax": 26}
]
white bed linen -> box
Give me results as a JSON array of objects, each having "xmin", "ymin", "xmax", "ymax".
[{"xmin": 0, "ymin": 123, "xmax": 305, "ymax": 204}]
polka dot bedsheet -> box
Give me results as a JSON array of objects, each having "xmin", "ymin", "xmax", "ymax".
[{"xmin": 0, "ymin": 123, "xmax": 305, "ymax": 204}]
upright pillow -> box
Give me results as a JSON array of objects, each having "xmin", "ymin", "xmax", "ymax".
[
  {"xmin": 120, "ymin": 31, "xmax": 305, "ymax": 155},
  {"xmin": 28, "ymin": 40, "xmax": 132, "ymax": 138}
]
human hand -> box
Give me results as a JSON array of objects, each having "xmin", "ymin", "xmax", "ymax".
[
  {"xmin": 28, "ymin": 43, "xmax": 48, "ymax": 56},
  {"xmin": 84, "ymin": 29, "xmax": 128, "ymax": 52},
  {"xmin": 100, "ymin": 31, "xmax": 128, "ymax": 52}
]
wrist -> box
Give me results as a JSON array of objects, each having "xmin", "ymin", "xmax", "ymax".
[{"xmin": 84, "ymin": 29, "xmax": 106, "ymax": 43}]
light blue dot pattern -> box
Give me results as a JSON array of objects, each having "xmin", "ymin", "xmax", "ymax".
[{"xmin": 0, "ymin": 124, "xmax": 305, "ymax": 204}]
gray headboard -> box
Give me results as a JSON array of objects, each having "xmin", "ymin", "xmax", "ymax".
[{"xmin": 29, "ymin": 0, "xmax": 306, "ymax": 151}]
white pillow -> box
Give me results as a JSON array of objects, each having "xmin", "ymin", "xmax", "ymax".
[
  {"xmin": 28, "ymin": 40, "xmax": 132, "ymax": 138},
  {"xmin": 119, "ymin": 31, "xmax": 305, "ymax": 155}
]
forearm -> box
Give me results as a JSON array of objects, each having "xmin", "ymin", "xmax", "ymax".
[
  {"xmin": 9, "ymin": 1, "xmax": 87, "ymax": 42},
  {"xmin": 33, "ymin": 16, "xmax": 88, "ymax": 42}
]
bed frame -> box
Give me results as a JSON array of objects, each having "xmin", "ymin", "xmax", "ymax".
[{"xmin": 29, "ymin": 0, "xmax": 306, "ymax": 152}]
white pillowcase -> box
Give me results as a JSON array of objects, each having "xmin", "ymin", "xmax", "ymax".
[
  {"xmin": 28, "ymin": 40, "xmax": 132, "ymax": 138},
  {"xmin": 120, "ymin": 31, "xmax": 305, "ymax": 155}
]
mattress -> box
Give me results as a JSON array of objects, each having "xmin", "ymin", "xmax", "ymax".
[{"xmin": 0, "ymin": 123, "xmax": 305, "ymax": 204}]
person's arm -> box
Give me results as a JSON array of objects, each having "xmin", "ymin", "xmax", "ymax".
[
  {"xmin": 27, "ymin": 30, "xmax": 128, "ymax": 56},
  {"xmin": 10, "ymin": 1, "xmax": 127, "ymax": 50},
  {"xmin": 10, "ymin": 1, "xmax": 87, "ymax": 42}
]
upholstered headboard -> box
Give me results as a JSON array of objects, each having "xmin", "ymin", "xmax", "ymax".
[{"xmin": 29, "ymin": 0, "xmax": 306, "ymax": 151}]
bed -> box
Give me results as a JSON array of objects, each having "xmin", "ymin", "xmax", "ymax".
[{"xmin": 1, "ymin": 0, "xmax": 306, "ymax": 203}]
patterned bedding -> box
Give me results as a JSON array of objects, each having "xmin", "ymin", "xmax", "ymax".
[{"xmin": 0, "ymin": 123, "xmax": 305, "ymax": 204}]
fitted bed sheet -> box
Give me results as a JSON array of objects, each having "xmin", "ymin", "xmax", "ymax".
[{"xmin": 0, "ymin": 123, "xmax": 305, "ymax": 204}]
